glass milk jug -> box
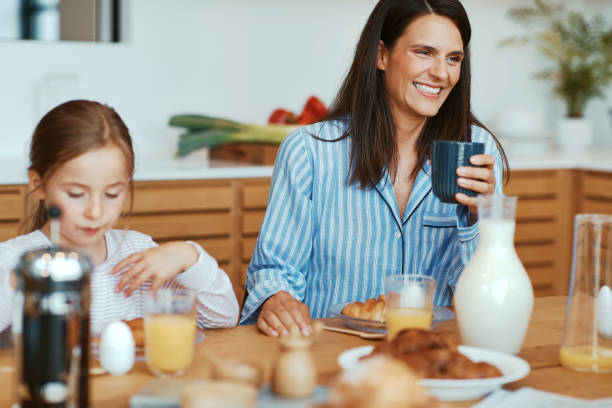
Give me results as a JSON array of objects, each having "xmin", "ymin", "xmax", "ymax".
[
  {"xmin": 559, "ymin": 214, "xmax": 612, "ymax": 373},
  {"xmin": 455, "ymin": 195, "xmax": 534, "ymax": 354}
]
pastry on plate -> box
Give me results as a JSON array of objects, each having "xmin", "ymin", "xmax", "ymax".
[
  {"xmin": 341, "ymin": 295, "xmax": 386, "ymax": 322},
  {"xmin": 365, "ymin": 328, "xmax": 502, "ymax": 379}
]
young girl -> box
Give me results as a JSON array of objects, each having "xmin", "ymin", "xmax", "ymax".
[{"xmin": 0, "ymin": 100, "xmax": 239, "ymax": 335}]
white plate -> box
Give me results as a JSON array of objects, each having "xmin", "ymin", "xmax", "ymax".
[
  {"xmin": 329, "ymin": 303, "xmax": 454, "ymax": 333},
  {"xmin": 337, "ymin": 345, "xmax": 530, "ymax": 401}
]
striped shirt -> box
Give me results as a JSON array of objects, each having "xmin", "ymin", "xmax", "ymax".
[
  {"xmin": 0, "ymin": 229, "xmax": 239, "ymax": 336},
  {"xmin": 240, "ymin": 119, "xmax": 503, "ymax": 324}
]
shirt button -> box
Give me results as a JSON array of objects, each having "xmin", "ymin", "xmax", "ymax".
[{"xmin": 394, "ymin": 232, "xmax": 402, "ymax": 239}]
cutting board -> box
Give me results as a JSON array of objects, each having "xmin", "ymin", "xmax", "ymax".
[{"xmin": 210, "ymin": 143, "xmax": 280, "ymax": 165}]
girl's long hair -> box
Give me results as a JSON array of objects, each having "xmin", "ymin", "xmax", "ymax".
[{"xmin": 323, "ymin": 0, "xmax": 508, "ymax": 187}]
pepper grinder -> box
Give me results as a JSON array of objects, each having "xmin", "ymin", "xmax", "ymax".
[
  {"xmin": 13, "ymin": 206, "xmax": 93, "ymax": 407},
  {"xmin": 271, "ymin": 326, "xmax": 316, "ymax": 398}
]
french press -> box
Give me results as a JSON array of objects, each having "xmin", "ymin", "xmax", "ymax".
[{"xmin": 13, "ymin": 208, "xmax": 93, "ymax": 407}]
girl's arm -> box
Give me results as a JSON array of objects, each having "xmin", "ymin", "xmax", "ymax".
[
  {"xmin": 0, "ymin": 241, "xmax": 24, "ymax": 333},
  {"xmin": 0, "ymin": 269, "xmax": 14, "ymax": 333},
  {"xmin": 112, "ymin": 240, "xmax": 239, "ymax": 328},
  {"xmin": 174, "ymin": 242, "xmax": 239, "ymax": 329}
]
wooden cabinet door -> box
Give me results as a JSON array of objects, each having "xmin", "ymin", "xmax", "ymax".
[
  {"xmin": 236, "ymin": 179, "xmax": 271, "ymax": 305},
  {"xmin": 505, "ymin": 170, "xmax": 569, "ymax": 297},
  {"xmin": 0, "ymin": 186, "xmax": 26, "ymax": 241},
  {"xmin": 580, "ymin": 171, "xmax": 612, "ymax": 214}
]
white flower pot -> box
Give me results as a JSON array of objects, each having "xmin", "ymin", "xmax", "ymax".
[{"xmin": 556, "ymin": 117, "xmax": 593, "ymax": 153}]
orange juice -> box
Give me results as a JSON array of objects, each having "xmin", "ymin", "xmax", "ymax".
[
  {"xmin": 559, "ymin": 345, "xmax": 612, "ymax": 372},
  {"xmin": 145, "ymin": 314, "xmax": 196, "ymax": 374},
  {"xmin": 386, "ymin": 308, "xmax": 433, "ymax": 340}
]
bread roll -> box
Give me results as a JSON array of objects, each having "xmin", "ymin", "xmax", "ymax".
[
  {"xmin": 180, "ymin": 380, "xmax": 257, "ymax": 408},
  {"xmin": 123, "ymin": 318, "xmax": 145, "ymax": 347},
  {"xmin": 326, "ymin": 355, "xmax": 436, "ymax": 408}
]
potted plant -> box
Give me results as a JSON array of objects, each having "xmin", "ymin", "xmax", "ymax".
[{"xmin": 501, "ymin": 0, "xmax": 612, "ymax": 152}]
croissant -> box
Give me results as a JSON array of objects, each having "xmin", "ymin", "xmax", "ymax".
[
  {"xmin": 365, "ymin": 328, "xmax": 502, "ymax": 379},
  {"xmin": 341, "ymin": 295, "xmax": 387, "ymax": 322}
]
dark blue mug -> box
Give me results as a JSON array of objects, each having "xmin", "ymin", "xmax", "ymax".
[{"xmin": 432, "ymin": 140, "xmax": 485, "ymax": 204}]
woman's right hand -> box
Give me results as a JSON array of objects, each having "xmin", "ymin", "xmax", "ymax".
[{"xmin": 257, "ymin": 291, "xmax": 312, "ymax": 337}]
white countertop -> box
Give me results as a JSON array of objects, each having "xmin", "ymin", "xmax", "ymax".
[
  {"xmin": 0, "ymin": 155, "xmax": 275, "ymax": 185},
  {"xmin": 1, "ymin": 148, "xmax": 611, "ymax": 185},
  {"xmin": 507, "ymin": 149, "xmax": 612, "ymax": 172}
]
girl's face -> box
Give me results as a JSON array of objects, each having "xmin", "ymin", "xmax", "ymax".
[
  {"xmin": 377, "ymin": 14, "xmax": 464, "ymax": 124},
  {"xmin": 30, "ymin": 144, "xmax": 130, "ymax": 254}
]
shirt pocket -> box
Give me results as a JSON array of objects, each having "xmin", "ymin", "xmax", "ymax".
[{"xmin": 422, "ymin": 212, "xmax": 457, "ymax": 228}]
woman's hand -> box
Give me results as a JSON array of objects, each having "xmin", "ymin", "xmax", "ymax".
[
  {"xmin": 112, "ymin": 241, "xmax": 198, "ymax": 297},
  {"xmin": 454, "ymin": 154, "xmax": 496, "ymax": 215},
  {"xmin": 258, "ymin": 291, "xmax": 312, "ymax": 337}
]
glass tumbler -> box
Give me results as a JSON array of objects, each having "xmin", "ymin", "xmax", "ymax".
[
  {"xmin": 385, "ymin": 274, "xmax": 435, "ymax": 340},
  {"xmin": 560, "ymin": 214, "xmax": 612, "ymax": 372},
  {"xmin": 144, "ymin": 288, "xmax": 196, "ymax": 377}
]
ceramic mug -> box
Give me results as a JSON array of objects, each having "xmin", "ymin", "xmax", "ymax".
[{"xmin": 432, "ymin": 141, "xmax": 485, "ymax": 203}]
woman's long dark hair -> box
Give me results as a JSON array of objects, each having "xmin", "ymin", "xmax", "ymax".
[{"xmin": 324, "ymin": 0, "xmax": 508, "ymax": 187}]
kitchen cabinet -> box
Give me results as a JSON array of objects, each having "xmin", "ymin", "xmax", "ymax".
[
  {"xmin": 0, "ymin": 170, "xmax": 610, "ymax": 303},
  {"xmin": 579, "ymin": 171, "xmax": 612, "ymax": 214},
  {"xmin": 505, "ymin": 170, "xmax": 576, "ymax": 297},
  {"xmin": 0, "ymin": 185, "xmax": 26, "ymax": 241}
]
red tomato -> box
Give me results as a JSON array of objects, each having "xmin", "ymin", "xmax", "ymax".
[
  {"xmin": 297, "ymin": 110, "xmax": 320, "ymax": 125},
  {"xmin": 298, "ymin": 96, "xmax": 328, "ymax": 124},
  {"xmin": 302, "ymin": 96, "xmax": 328, "ymax": 118},
  {"xmin": 268, "ymin": 109, "xmax": 298, "ymax": 124}
]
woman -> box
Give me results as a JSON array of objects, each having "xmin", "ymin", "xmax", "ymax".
[{"xmin": 241, "ymin": 0, "xmax": 508, "ymax": 337}]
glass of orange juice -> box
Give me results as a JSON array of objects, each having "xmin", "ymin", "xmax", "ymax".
[
  {"xmin": 385, "ymin": 274, "xmax": 435, "ymax": 340},
  {"xmin": 559, "ymin": 214, "xmax": 612, "ymax": 373},
  {"xmin": 144, "ymin": 288, "xmax": 197, "ymax": 377}
]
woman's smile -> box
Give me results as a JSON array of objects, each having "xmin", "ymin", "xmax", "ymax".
[{"xmin": 413, "ymin": 81, "xmax": 443, "ymax": 97}]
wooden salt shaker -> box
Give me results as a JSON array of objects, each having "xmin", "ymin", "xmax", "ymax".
[{"xmin": 272, "ymin": 326, "xmax": 316, "ymax": 398}]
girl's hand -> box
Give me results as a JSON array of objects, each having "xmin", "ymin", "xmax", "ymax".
[
  {"xmin": 112, "ymin": 241, "xmax": 198, "ymax": 297},
  {"xmin": 258, "ymin": 291, "xmax": 312, "ymax": 337},
  {"xmin": 454, "ymin": 154, "xmax": 496, "ymax": 215}
]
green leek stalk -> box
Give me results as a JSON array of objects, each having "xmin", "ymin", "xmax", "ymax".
[{"xmin": 170, "ymin": 114, "xmax": 299, "ymax": 157}]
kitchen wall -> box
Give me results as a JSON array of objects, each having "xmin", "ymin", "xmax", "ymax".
[{"xmin": 0, "ymin": 0, "xmax": 610, "ymax": 162}]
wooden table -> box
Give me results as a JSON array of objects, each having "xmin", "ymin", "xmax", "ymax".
[{"xmin": 1, "ymin": 296, "xmax": 611, "ymax": 407}]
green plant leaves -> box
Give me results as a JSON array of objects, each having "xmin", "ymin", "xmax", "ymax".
[{"xmin": 500, "ymin": 0, "xmax": 612, "ymax": 117}]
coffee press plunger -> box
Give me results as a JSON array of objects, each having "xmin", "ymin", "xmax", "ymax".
[{"xmin": 13, "ymin": 207, "xmax": 93, "ymax": 407}]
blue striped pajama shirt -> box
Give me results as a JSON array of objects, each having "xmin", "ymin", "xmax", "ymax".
[{"xmin": 240, "ymin": 119, "xmax": 503, "ymax": 324}]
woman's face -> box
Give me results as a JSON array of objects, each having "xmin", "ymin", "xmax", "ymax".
[
  {"xmin": 377, "ymin": 13, "xmax": 464, "ymax": 123},
  {"xmin": 29, "ymin": 144, "xmax": 130, "ymax": 253}
]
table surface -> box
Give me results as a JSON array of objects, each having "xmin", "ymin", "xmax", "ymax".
[{"xmin": 1, "ymin": 296, "xmax": 611, "ymax": 407}]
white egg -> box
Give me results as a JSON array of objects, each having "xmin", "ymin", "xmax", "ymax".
[
  {"xmin": 99, "ymin": 321, "xmax": 135, "ymax": 375},
  {"xmin": 596, "ymin": 285, "xmax": 612, "ymax": 339}
]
